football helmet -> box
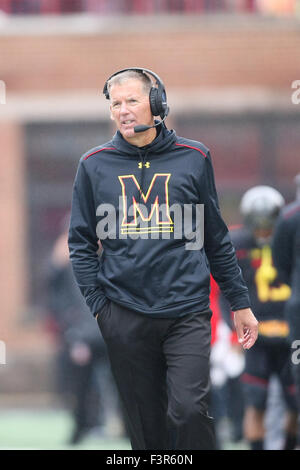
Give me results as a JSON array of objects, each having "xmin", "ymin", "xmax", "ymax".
[{"xmin": 240, "ymin": 185, "xmax": 285, "ymax": 233}]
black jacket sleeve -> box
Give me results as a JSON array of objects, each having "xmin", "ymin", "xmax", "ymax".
[
  {"xmin": 201, "ymin": 152, "xmax": 251, "ymax": 311},
  {"xmin": 68, "ymin": 159, "xmax": 107, "ymax": 317},
  {"xmin": 272, "ymin": 211, "xmax": 294, "ymax": 285}
]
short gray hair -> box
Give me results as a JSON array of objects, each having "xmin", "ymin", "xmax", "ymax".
[{"xmin": 107, "ymin": 70, "xmax": 152, "ymax": 98}]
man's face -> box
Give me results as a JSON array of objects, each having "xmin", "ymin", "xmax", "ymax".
[{"xmin": 109, "ymin": 79, "xmax": 154, "ymax": 143}]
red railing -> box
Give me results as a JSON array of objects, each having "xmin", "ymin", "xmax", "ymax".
[{"xmin": 0, "ymin": 0, "xmax": 258, "ymax": 15}]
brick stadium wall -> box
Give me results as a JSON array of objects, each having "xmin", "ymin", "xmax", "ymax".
[{"xmin": 0, "ymin": 18, "xmax": 300, "ymax": 93}]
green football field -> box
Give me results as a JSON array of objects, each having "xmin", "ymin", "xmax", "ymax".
[
  {"xmin": 0, "ymin": 408, "xmax": 131, "ymax": 450},
  {"xmin": 0, "ymin": 408, "xmax": 249, "ymax": 450}
]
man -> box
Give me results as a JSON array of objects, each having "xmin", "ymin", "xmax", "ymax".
[
  {"xmin": 68, "ymin": 68, "xmax": 258, "ymax": 450},
  {"xmin": 272, "ymin": 175, "xmax": 300, "ymax": 448},
  {"xmin": 220, "ymin": 186, "xmax": 298, "ymax": 450}
]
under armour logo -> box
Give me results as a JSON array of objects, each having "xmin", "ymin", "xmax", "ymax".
[{"xmin": 138, "ymin": 162, "xmax": 150, "ymax": 169}]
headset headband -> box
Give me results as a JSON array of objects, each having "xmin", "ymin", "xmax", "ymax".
[{"xmin": 103, "ymin": 67, "xmax": 165, "ymax": 99}]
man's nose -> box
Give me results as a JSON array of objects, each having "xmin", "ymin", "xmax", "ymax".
[{"xmin": 120, "ymin": 101, "xmax": 129, "ymax": 114}]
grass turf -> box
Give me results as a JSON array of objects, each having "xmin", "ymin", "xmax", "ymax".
[{"xmin": 0, "ymin": 408, "xmax": 131, "ymax": 450}]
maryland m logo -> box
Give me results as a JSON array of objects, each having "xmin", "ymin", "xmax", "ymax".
[{"xmin": 118, "ymin": 173, "xmax": 173, "ymax": 234}]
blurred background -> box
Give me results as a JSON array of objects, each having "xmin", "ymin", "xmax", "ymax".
[{"xmin": 0, "ymin": 0, "xmax": 299, "ymax": 450}]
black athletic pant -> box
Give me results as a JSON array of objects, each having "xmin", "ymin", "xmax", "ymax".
[{"xmin": 97, "ymin": 300, "xmax": 216, "ymax": 450}]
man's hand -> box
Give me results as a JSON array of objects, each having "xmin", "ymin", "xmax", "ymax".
[{"xmin": 233, "ymin": 308, "xmax": 259, "ymax": 350}]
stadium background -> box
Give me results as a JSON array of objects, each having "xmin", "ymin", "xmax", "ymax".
[{"xmin": 0, "ymin": 0, "xmax": 299, "ymax": 449}]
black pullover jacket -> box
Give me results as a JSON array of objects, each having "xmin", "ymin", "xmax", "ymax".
[
  {"xmin": 272, "ymin": 200, "xmax": 300, "ymax": 341},
  {"xmin": 68, "ymin": 124, "xmax": 250, "ymax": 318}
]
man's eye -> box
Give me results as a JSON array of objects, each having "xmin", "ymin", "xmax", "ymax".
[{"xmin": 112, "ymin": 103, "xmax": 120, "ymax": 108}]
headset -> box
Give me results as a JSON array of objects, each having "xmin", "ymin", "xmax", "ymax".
[{"xmin": 103, "ymin": 67, "xmax": 169, "ymax": 133}]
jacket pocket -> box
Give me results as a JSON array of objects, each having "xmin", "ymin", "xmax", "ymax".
[{"xmin": 96, "ymin": 299, "xmax": 111, "ymax": 325}]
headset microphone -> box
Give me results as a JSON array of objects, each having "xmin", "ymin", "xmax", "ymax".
[{"xmin": 134, "ymin": 110, "xmax": 169, "ymax": 133}]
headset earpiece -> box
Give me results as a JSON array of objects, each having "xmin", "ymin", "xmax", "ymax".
[{"xmin": 149, "ymin": 87, "xmax": 161, "ymax": 118}]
